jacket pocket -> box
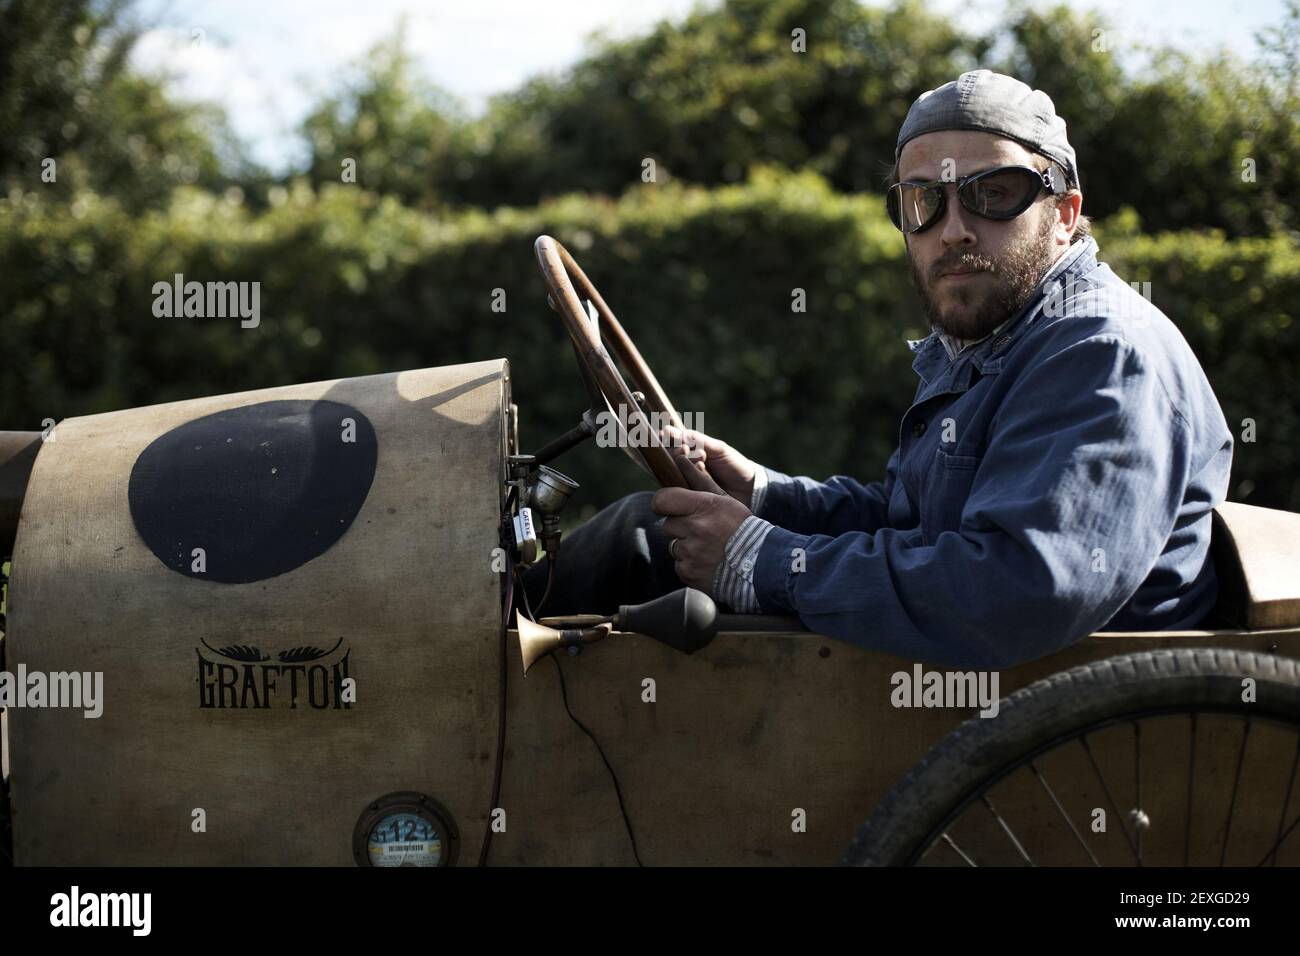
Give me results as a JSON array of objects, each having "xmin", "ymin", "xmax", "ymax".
[{"xmin": 920, "ymin": 448, "xmax": 982, "ymax": 544}]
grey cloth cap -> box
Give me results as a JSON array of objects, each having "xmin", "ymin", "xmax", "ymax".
[{"xmin": 896, "ymin": 69, "xmax": 1079, "ymax": 187}]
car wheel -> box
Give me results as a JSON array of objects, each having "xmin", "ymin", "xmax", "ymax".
[{"xmin": 843, "ymin": 648, "xmax": 1300, "ymax": 866}]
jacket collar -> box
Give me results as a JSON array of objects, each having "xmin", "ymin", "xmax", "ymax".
[{"xmin": 907, "ymin": 236, "xmax": 1099, "ymax": 385}]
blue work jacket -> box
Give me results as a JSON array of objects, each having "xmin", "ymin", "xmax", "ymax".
[{"xmin": 752, "ymin": 236, "xmax": 1234, "ymax": 668}]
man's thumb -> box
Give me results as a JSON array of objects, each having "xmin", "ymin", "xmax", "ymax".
[{"xmin": 672, "ymin": 448, "xmax": 725, "ymax": 496}]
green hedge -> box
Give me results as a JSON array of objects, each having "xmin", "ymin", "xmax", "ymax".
[{"xmin": 1, "ymin": 170, "xmax": 1296, "ymax": 516}]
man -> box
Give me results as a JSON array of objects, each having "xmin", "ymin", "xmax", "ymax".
[{"xmin": 525, "ymin": 70, "xmax": 1233, "ymax": 669}]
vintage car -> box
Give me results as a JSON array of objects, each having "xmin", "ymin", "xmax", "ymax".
[{"xmin": 1, "ymin": 236, "xmax": 1298, "ymax": 867}]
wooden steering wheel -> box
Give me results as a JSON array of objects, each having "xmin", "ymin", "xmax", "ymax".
[{"xmin": 534, "ymin": 235, "xmax": 688, "ymax": 488}]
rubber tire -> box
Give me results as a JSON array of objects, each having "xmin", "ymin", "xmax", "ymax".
[{"xmin": 842, "ymin": 648, "xmax": 1300, "ymax": 866}]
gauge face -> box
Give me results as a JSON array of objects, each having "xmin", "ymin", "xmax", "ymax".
[
  {"xmin": 366, "ymin": 812, "xmax": 443, "ymax": 867},
  {"xmin": 353, "ymin": 792, "xmax": 459, "ymax": 867}
]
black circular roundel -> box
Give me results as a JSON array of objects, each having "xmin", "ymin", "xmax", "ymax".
[{"xmin": 128, "ymin": 399, "xmax": 378, "ymax": 584}]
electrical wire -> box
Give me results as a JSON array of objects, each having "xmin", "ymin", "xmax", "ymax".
[
  {"xmin": 516, "ymin": 564, "xmax": 536, "ymax": 621},
  {"xmin": 533, "ymin": 555, "xmax": 556, "ymax": 616},
  {"xmin": 477, "ymin": 499, "xmax": 516, "ymax": 868},
  {"xmin": 515, "ymin": 563, "xmax": 642, "ymax": 866},
  {"xmin": 550, "ymin": 652, "xmax": 643, "ymax": 867},
  {"xmin": 496, "ymin": 488, "xmax": 641, "ymax": 866}
]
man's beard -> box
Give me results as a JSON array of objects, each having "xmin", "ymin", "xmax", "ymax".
[{"xmin": 907, "ymin": 210, "xmax": 1058, "ymax": 341}]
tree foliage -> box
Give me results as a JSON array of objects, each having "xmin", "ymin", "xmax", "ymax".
[{"xmin": 0, "ymin": 0, "xmax": 234, "ymax": 210}]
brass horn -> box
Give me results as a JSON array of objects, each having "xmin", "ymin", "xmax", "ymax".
[
  {"xmin": 517, "ymin": 611, "xmax": 612, "ymax": 675},
  {"xmin": 515, "ymin": 589, "xmax": 721, "ymax": 675}
]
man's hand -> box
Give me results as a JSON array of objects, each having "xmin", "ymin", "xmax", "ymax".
[
  {"xmin": 658, "ymin": 425, "xmax": 760, "ymax": 508},
  {"xmin": 651, "ymin": 445, "xmax": 751, "ymax": 595}
]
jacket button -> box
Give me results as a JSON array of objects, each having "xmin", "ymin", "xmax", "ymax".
[{"xmin": 912, "ymin": 419, "xmax": 927, "ymax": 438}]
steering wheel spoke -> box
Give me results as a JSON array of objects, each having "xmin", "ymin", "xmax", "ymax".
[{"xmin": 535, "ymin": 235, "xmax": 687, "ymax": 488}]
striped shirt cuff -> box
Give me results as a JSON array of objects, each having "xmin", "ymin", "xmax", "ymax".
[
  {"xmin": 748, "ymin": 465, "xmax": 770, "ymax": 516},
  {"xmin": 711, "ymin": 514, "xmax": 776, "ymax": 613}
]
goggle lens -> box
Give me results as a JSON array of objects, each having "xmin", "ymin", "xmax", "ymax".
[
  {"xmin": 887, "ymin": 166, "xmax": 1057, "ymax": 234},
  {"xmin": 965, "ymin": 168, "xmax": 1040, "ymax": 216},
  {"xmin": 889, "ymin": 183, "xmax": 943, "ymax": 233}
]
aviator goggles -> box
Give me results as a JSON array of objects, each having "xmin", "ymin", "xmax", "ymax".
[{"xmin": 887, "ymin": 164, "xmax": 1068, "ymax": 235}]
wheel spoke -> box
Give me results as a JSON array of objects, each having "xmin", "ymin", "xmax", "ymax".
[
  {"xmin": 1183, "ymin": 713, "xmax": 1196, "ymax": 866},
  {"xmin": 1264, "ymin": 731, "xmax": 1300, "ymax": 867},
  {"xmin": 1030, "ymin": 761, "xmax": 1100, "ymax": 866},
  {"xmin": 1256, "ymin": 810, "xmax": 1300, "ymax": 867},
  {"xmin": 939, "ymin": 832, "xmax": 978, "ymax": 867},
  {"xmin": 981, "ymin": 794, "xmax": 1034, "ymax": 865},
  {"xmin": 1133, "ymin": 720, "xmax": 1143, "ymax": 866},
  {"xmin": 1080, "ymin": 734, "xmax": 1139, "ymax": 863},
  {"xmin": 1220, "ymin": 716, "xmax": 1251, "ymax": 867}
]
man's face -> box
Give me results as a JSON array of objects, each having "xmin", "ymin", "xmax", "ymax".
[{"xmin": 897, "ymin": 130, "xmax": 1071, "ymax": 341}]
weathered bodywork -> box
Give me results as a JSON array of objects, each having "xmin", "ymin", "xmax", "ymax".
[
  {"xmin": 5, "ymin": 362, "xmax": 509, "ymax": 864},
  {"xmin": 4, "ymin": 354, "xmax": 1299, "ymax": 866}
]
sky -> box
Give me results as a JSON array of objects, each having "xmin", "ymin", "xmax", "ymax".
[{"xmin": 129, "ymin": 0, "xmax": 1291, "ymax": 172}]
